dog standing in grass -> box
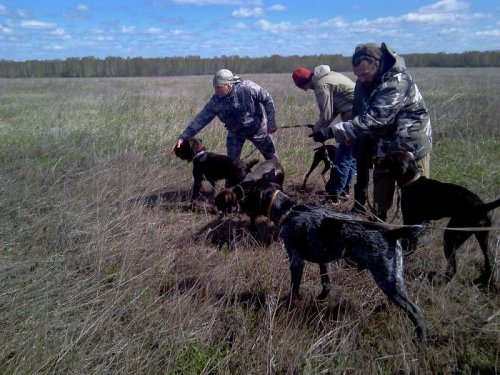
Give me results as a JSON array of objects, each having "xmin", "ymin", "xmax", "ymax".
[
  {"xmin": 214, "ymin": 157, "xmax": 284, "ymax": 228},
  {"xmin": 378, "ymin": 151, "xmax": 500, "ymax": 284},
  {"xmin": 173, "ymin": 137, "xmax": 258, "ymax": 207},
  {"xmin": 241, "ymin": 180, "xmax": 427, "ymax": 343}
]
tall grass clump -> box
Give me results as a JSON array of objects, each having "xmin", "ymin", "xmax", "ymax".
[{"xmin": 0, "ymin": 69, "xmax": 499, "ymax": 374}]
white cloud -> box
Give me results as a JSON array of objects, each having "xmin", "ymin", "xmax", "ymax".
[
  {"xmin": 438, "ymin": 27, "xmax": 459, "ymax": 35},
  {"xmin": 256, "ymin": 19, "xmax": 292, "ymax": 33},
  {"xmin": 16, "ymin": 10, "xmax": 29, "ymax": 18},
  {"xmin": 20, "ymin": 20, "xmax": 56, "ymax": 29},
  {"xmin": 234, "ymin": 22, "xmax": 247, "ymax": 30},
  {"xmin": 121, "ymin": 25, "xmax": 136, "ymax": 33},
  {"xmin": 268, "ymin": 4, "xmax": 286, "ymax": 12},
  {"xmin": 232, "ymin": 7, "xmax": 263, "ymax": 18},
  {"xmin": 0, "ymin": 25, "xmax": 13, "ymax": 34},
  {"xmin": 148, "ymin": 27, "xmax": 163, "ymax": 34},
  {"xmin": 50, "ymin": 28, "xmax": 70, "ymax": 39},
  {"xmin": 320, "ymin": 17, "xmax": 349, "ymax": 28},
  {"xmin": 168, "ymin": 0, "xmax": 262, "ymax": 5},
  {"xmin": 77, "ymin": 4, "xmax": 89, "ymax": 12},
  {"xmin": 0, "ymin": 4, "xmax": 7, "ymax": 15},
  {"xmin": 475, "ymin": 29, "xmax": 500, "ymax": 37},
  {"xmin": 43, "ymin": 44, "xmax": 64, "ymax": 51},
  {"xmin": 418, "ymin": 0, "xmax": 469, "ymax": 14}
]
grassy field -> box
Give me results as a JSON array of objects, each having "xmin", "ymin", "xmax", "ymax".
[{"xmin": 1, "ymin": 69, "xmax": 499, "ymax": 374}]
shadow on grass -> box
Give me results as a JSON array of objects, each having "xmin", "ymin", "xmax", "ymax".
[
  {"xmin": 194, "ymin": 216, "xmax": 279, "ymax": 249},
  {"xmin": 129, "ymin": 188, "xmax": 191, "ymax": 208}
]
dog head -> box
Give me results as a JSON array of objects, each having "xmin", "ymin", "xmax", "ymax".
[
  {"xmin": 240, "ymin": 181, "xmax": 281, "ymax": 218},
  {"xmin": 214, "ymin": 188, "xmax": 240, "ymax": 214},
  {"xmin": 376, "ymin": 152, "xmax": 418, "ymax": 185},
  {"xmin": 174, "ymin": 137, "xmax": 205, "ymax": 162}
]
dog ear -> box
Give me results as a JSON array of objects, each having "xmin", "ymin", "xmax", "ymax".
[{"xmin": 261, "ymin": 169, "xmax": 276, "ymax": 182}]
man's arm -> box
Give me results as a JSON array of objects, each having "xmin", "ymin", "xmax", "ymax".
[
  {"xmin": 252, "ymin": 82, "xmax": 277, "ymax": 133},
  {"xmin": 331, "ymin": 77, "xmax": 409, "ymax": 143},
  {"xmin": 179, "ymin": 99, "xmax": 217, "ymax": 140},
  {"xmin": 313, "ymin": 86, "xmax": 334, "ymax": 130}
]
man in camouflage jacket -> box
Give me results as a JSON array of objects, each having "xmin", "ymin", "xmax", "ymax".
[
  {"xmin": 311, "ymin": 43, "xmax": 432, "ymax": 220},
  {"xmin": 172, "ymin": 69, "xmax": 277, "ymax": 160}
]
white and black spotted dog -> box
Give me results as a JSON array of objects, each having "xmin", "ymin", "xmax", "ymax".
[{"xmin": 241, "ymin": 181, "xmax": 428, "ymax": 343}]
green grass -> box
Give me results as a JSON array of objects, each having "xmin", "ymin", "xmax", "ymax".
[{"xmin": 0, "ymin": 69, "xmax": 499, "ymax": 374}]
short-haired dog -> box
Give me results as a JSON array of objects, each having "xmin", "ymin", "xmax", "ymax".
[
  {"xmin": 174, "ymin": 137, "xmax": 258, "ymax": 205},
  {"xmin": 214, "ymin": 156, "xmax": 285, "ymax": 218},
  {"xmin": 302, "ymin": 144, "xmax": 337, "ymax": 189},
  {"xmin": 377, "ymin": 151, "xmax": 500, "ymax": 284},
  {"xmin": 241, "ymin": 181, "xmax": 427, "ymax": 343}
]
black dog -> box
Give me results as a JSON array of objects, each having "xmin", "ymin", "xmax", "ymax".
[
  {"xmin": 302, "ymin": 144, "xmax": 337, "ymax": 189},
  {"xmin": 214, "ymin": 156, "xmax": 285, "ymax": 220},
  {"xmin": 378, "ymin": 151, "xmax": 500, "ymax": 283},
  {"xmin": 241, "ymin": 181, "xmax": 427, "ymax": 342},
  {"xmin": 174, "ymin": 137, "xmax": 258, "ymax": 205}
]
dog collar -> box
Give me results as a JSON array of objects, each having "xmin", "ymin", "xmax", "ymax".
[
  {"xmin": 234, "ymin": 184, "xmax": 245, "ymax": 198},
  {"xmin": 267, "ymin": 189, "xmax": 281, "ymax": 220},
  {"xmin": 193, "ymin": 150, "xmax": 206, "ymax": 160},
  {"xmin": 401, "ymin": 173, "xmax": 421, "ymax": 187}
]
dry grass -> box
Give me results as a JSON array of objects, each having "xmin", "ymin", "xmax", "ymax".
[{"xmin": 1, "ymin": 69, "xmax": 499, "ymax": 374}]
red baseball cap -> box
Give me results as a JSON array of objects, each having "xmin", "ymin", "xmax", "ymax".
[{"xmin": 292, "ymin": 67, "xmax": 313, "ymax": 88}]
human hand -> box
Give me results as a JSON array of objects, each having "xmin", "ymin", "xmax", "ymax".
[{"xmin": 171, "ymin": 139, "xmax": 183, "ymax": 153}]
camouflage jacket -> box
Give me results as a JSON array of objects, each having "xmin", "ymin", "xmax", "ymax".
[
  {"xmin": 312, "ymin": 65, "xmax": 355, "ymax": 129},
  {"xmin": 331, "ymin": 43, "xmax": 432, "ymax": 159},
  {"xmin": 179, "ymin": 80, "xmax": 276, "ymax": 140}
]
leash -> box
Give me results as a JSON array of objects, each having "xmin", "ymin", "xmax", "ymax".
[{"xmin": 280, "ymin": 124, "xmax": 314, "ymax": 129}]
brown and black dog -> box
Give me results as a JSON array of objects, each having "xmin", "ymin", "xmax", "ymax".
[
  {"xmin": 214, "ymin": 156, "xmax": 285, "ymax": 221},
  {"xmin": 378, "ymin": 151, "xmax": 500, "ymax": 284},
  {"xmin": 302, "ymin": 144, "xmax": 337, "ymax": 189},
  {"xmin": 174, "ymin": 137, "xmax": 258, "ymax": 206},
  {"xmin": 240, "ymin": 180, "xmax": 427, "ymax": 342}
]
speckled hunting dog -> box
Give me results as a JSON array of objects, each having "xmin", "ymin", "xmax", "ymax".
[
  {"xmin": 174, "ymin": 137, "xmax": 258, "ymax": 205},
  {"xmin": 241, "ymin": 181, "xmax": 427, "ymax": 343},
  {"xmin": 377, "ymin": 151, "xmax": 500, "ymax": 284}
]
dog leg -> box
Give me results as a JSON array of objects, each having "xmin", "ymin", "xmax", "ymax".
[
  {"xmin": 443, "ymin": 222, "xmax": 471, "ymax": 279},
  {"xmin": 302, "ymin": 158, "xmax": 322, "ymax": 189},
  {"xmin": 191, "ymin": 179, "xmax": 202, "ymax": 205},
  {"xmin": 317, "ymin": 263, "xmax": 331, "ymax": 301},
  {"xmin": 289, "ymin": 256, "xmax": 305, "ymax": 300},
  {"xmin": 368, "ymin": 243, "xmax": 427, "ymax": 343},
  {"xmin": 474, "ymin": 229, "xmax": 494, "ymax": 284}
]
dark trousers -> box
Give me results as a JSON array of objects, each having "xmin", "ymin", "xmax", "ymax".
[{"xmin": 352, "ymin": 135, "xmax": 374, "ymax": 213}]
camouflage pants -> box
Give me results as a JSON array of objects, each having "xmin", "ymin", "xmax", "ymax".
[{"xmin": 226, "ymin": 126, "xmax": 276, "ymax": 160}]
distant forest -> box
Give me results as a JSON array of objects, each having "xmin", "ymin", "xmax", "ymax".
[{"xmin": 1, "ymin": 50, "xmax": 498, "ymax": 78}]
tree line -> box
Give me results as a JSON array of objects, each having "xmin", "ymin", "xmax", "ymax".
[{"xmin": 0, "ymin": 51, "xmax": 498, "ymax": 78}]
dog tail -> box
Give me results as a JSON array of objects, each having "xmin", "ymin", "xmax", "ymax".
[
  {"xmin": 473, "ymin": 198, "xmax": 500, "ymax": 215},
  {"xmin": 383, "ymin": 224, "xmax": 426, "ymax": 245},
  {"xmin": 245, "ymin": 159, "xmax": 259, "ymax": 172}
]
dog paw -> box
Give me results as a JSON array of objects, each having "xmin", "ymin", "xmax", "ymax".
[{"xmin": 316, "ymin": 290, "xmax": 330, "ymax": 301}]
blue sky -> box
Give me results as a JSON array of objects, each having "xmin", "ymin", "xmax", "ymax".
[{"xmin": 1, "ymin": 0, "xmax": 499, "ymax": 61}]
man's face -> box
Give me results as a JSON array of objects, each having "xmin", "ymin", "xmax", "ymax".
[
  {"xmin": 214, "ymin": 83, "xmax": 232, "ymax": 98},
  {"xmin": 299, "ymin": 81, "xmax": 313, "ymax": 91},
  {"xmin": 353, "ymin": 60, "xmax": 380, "ymax": 87}
]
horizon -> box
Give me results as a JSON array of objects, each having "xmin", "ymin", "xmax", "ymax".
[{"xmin": 1, "ymin": 0, "xmax": 499, "ymax": 61}]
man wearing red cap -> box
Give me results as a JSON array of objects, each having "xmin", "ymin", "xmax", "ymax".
[{"xmin": 292, "ymin": 65, "xmax": 356, "ymax": 204}]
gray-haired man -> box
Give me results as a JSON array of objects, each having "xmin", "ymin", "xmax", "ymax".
[{"xmin": 172, "ymin": 69, "xmax": 277, "ymax": 160}]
